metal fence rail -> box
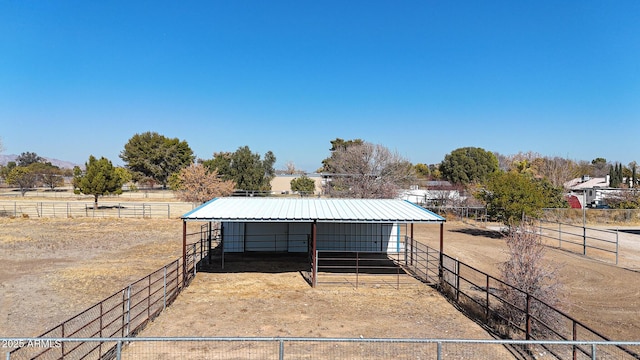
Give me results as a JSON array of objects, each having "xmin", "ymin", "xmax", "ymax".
[
  {"xmin": 4, "ymin": 337, "xmax": 640, "ymax": 360},
  {"xmin": 314, "ymin": 250, "xmax": 413, "ymax": 289},
  {"xmin": 422, "ymin": 250, "xmax": 640, "ymax": 359},
  {"xmin": 7, "ymin": 229, "xmax": 214, "ymax": 360},
  {"xmin": 535, "ymin": 219, "xmax": 620, "ymax": 264},
  {"xmin": 0, "ymin": 200, "xmax": 196, "ymax": 219}
]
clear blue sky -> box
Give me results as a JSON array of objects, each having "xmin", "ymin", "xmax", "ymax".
[{"xmin": 1, "ymin": 1, "xmax": 639, "ymax": 172}]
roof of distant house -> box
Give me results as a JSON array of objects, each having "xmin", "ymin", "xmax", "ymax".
[{"xmin": 564, "ymin": 176, "xmax": 609, "ymax": 190}]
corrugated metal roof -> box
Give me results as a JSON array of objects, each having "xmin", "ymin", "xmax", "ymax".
[{"xmin": 182, "ymin": 197, "xmax": 445, "ymax": 223}]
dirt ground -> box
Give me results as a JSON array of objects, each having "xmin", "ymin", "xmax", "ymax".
[{"xmin": 1, "ymin": 217, "xmax": 639, "ymax": 347}]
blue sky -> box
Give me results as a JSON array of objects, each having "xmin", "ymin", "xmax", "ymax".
[{"xmin": 1, "ymin": 1, "xmax": 639, "ymax": 172}]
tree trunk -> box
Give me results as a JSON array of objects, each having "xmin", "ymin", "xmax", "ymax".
[{"xmin": 94, "ymin": 195, "xmax": 99, "ymax": 209}]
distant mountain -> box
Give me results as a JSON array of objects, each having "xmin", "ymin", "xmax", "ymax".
[{"xmin": 0, "ymin": 154, "xmax": 80, "ymax": 169}]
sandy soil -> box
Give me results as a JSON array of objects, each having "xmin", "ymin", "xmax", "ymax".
[
  {"xmin": 413, "ymin": 222, "xmax": 640, "ymax": 341},
  {"xmin": 0, "ymin": 218, "xmax": 187, "ymax": 336},
  {"xmin": 1, "ymin": 217, "xmax": 639, "ymax": 348}
]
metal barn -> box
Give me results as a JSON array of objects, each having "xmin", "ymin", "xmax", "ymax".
[{"xmin": 181, "ymin": 197, "xmax": 445, "ymax": 287}]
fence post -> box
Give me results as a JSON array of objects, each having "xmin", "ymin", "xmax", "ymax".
[
  {"xmin": 116, "ymin": 340, "xmax": 122, "ymax": 360},
  {"xmin": 163, "ymin": 266, "xmax": 167, "ymax": 310},
  {"xmin": 437, "ymin": 341, "xmax": 442, "ymax": 360},
  {"xmin": 279, "ymin": 339, "xmax": 285, "ymax": 360},
  {"xmin": 455, "ymin": 259, "xmax": 460, "ymax": 302},
  {"xmin": 616, "ymin": 228, "xmax": 619, "ymax": 265},
  {"xmin": 61, "ymin": 322, "xmax": 65, "ymax": 357},
  {"xmin": 125, "ymin": 285, "xmax": 131, "ymax": 337},
  {"xmin": 583, "ymin": 225, "xmax": 587, "ymax": 256},
  {"xmin": 167, "ymin": 204, "xmax": 170, "ymax": 219},
  {"xmin": 193, "ymin": 243, "xmax": 197, "ymax": 276},
  {"xmin": 559, "ymin": 222, "xmax": 562, "ymax": 248},
  {"xmin": 525, "ymin": 293, "xmax": 531, "ymax": 340},
  {"xmin": 148, "ymin": 274, "xmax": 151, "ymax": 319},
  {"xmin": 573, "ymin": 320, "xmax": 578, "ymax": 360},
  {"xmin": 100, "ymin": 301, "xmax": 104, "ymax": 358},
  {"xmin": 485, "ymin": 275, "xmax": 490, "ymax": 321}
]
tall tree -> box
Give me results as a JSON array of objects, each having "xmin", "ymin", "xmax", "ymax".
[
  {"xmin": 204, "ymin": 146, "xmax": 276, "ymax": 191},
  {"xmin": 120, "ymin": 132, "xmax": 194, "ymax": 188},
  {"xmin": 324, "ymin": 142, "xmax": 414, "ymax": 198},
  {"xmin": 531, "ymin": 156, "xmax": 578, "ymax": 188},
  {"xmin": 318, "ymin": 138, "xmax": 364, "ymax": 173},
  {"xmin": 30, "ymin": 162, "xmax": 66, "ymax": 190},
  {"xmin": 73, "ymin": 156, "xmax": 125, "ymax": 208},
  {"xmin": 6, "ymin": 167, "xmax": 37, "ymax": 196},
  {"xmin": 591, "ymin": 157, "xmax": 609, "ymax": 177},
  {"xmin": 171, "ymin": 163, "xmax": 235, "ymax": 203},
  {"xmin": 476, "ymin": 171, "xmax": 567, "ymax": 226},
  {"xmin": 16, "ymin": 152, "xmax": 44, "ymax": 167},
  {"xmin": 439, "ymin": 147, "xmax": 499, "ymax": 185}
]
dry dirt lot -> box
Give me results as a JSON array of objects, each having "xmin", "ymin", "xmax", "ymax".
[{"xmin": 1, "ymin": 217, "xmax": 639, "ymax": 347}]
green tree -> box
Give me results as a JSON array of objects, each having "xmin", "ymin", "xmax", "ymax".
[
  {"xmin": 414, "ymin": 163, "xmax": 430, "ymax": 179},
  {"xmin": 290, "ymin": 175, "xmax": 316, "ymax": 195},
  {"xmin": 16, "ymin": 152, "xmax": 44, "ymax": 167},
  {"xmin": 204, "ymin": 146, "xmax": 276, "ymax": 192},
  {"xmin": 30, "ymin": 162, "xmax": 65, "ymax": 190},
  {"xmin": 6, "ymin": 166, "xmax": 37, "ymax": 196},
  {"xmin": 120, "ymin": 132, "xmax": 195, "ymax": 188},
  {"xmin": 439, "ymin": 147, "xmax": 499, "ymax": 185},
  {"xmin": 591, "ymin": 157, "xmax": 609, "ymax": 177},
  {"xmin": 476, "ymin": 171, "xmax": 566, "ymax": 226},
  {"xmin": 73, "ymin": 156, "xmax": 125, "ymax": 208},
  {"xmin": 318, "ymin": 138, "xmax": 364, "ymax": 173}
]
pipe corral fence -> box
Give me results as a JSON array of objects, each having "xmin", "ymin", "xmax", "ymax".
[
  {"xmin": 0, "ymin": 201, "xmax": 196, "ymax": 219},
  {"xmin": 5, "ymin": 225, "xmax": 640, "ymax": 359}
]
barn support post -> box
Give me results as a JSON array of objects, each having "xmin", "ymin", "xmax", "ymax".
[
  {"xmin": 311, "ymin": 220, "xmax": 317, "ymax": 288},
  {"xmin": 221, "ymin": 224, "xmax": 225, "ymax": 269},
  {"xmin": 207, "ymin": 222, "xmax": 213, "ymax": 264},
  {"xmin": 410, "ymin": 223, "xmax": 414, "ymax": 266},
  {"xmin": 182, "ymin": 220, "xmax": 187, "ymax": 284}
]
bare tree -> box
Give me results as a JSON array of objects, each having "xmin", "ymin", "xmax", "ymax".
[
  {"xmin": 326, "ymin": 142, "xmax": 414, "ymax": 198},
  {"xmin": 498, "ymin": 223, "xmax": 564, "ymax": 337},
  {"xmin": 283, "ymin": 161, "xmax": 302, "ymax": 175},
  {"xmin": 532, "ymin": 156, "xmax": 578, "ymax": 188},
  {"xmin": 173, "ymin": 163, "xmax": 235, "ymax": 203}
]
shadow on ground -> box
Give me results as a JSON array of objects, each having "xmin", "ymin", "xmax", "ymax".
[{"xmin": 448, "ymin": 227, "xmax": 505, "ymax": 239}]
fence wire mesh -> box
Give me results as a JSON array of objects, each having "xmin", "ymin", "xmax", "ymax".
[{"xmin": 4, "ymin": 337, "xmax": 640, "ymax": 360}]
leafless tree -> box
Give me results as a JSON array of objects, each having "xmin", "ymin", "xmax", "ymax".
[
  {"xmin": 326, "ymin": 142, "xmax": 415, "ymax": 198},
  {"xmin": 173, "ymin": 163, "xmax": 235, "ymax": 203},
  {"xmin": 499, "ymin": 223, "xmax": 564, "ymax": 338},
  {"xmin": 283, "ymin": 161, "xmax": 303, "ymax": 175},
  {"xmin": 532, "ymin": 156, "xmax": 578, "ymax": 188}
]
